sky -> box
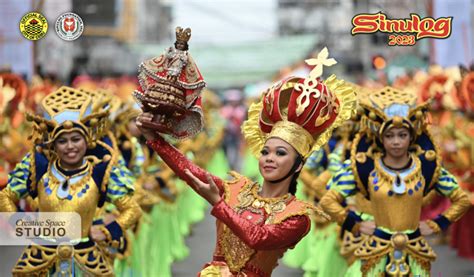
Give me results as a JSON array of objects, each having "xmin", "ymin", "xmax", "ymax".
[{"xmin": 173, "ymin": 0, "xmax": 278, "ymax": 45}]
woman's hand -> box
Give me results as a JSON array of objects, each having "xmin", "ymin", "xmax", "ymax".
[
  {"xmin": 103, "ymin": 213, "xmax": 116, "ymax": 225},
  {"xmin": 359, "ymin": 220, "xmax": 376, "ymax": 235},
  {"xmin": 419, "ymin": 221, "xmax": 434, "ymax": 236},
  {"xmin": 143, "ymin": 180, "xmax": 158, "ymax": 191},
  {"xmin": 184, "ymin": 169, "xmax": 221, "ymax": 205},
  {"xmin": 90, "ymin": 225, "xmax": 106, "ymax": 242},
  {"xmin": 136, "ymin": 112, "xmax": 159, "ymax": 141}
]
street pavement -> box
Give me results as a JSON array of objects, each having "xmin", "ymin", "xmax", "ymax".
[
  {"xmin": 0, "ymin": 210, "xmax": 473, "ymax": 276},
  {"xmin": 172, "ymin": 207, "xmax": 474, "ymax": 276}
]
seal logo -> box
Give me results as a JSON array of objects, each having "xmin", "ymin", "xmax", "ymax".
[
  {"xmin": 19, "ymin": 12, "xmax": 48, "ymax": 41},
  {"xmin": 55, "ymin": 12, "xmax": 84, "ymax": 41}
]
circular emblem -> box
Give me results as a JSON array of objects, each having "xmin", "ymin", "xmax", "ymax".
[
  {"xmin": 55, "ymin": 12, "xmax": 84, "ymax": 41},
  {"xmin": 19, "ymin": 12, "xmax": 48, "ymax": 40}
]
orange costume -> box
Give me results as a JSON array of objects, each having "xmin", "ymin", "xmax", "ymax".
[
  {"xmin": 148, "ymin": 137, "xmax": 312, "ymax": 276},
  {"xmin": 146, "ymin": 47, "xmax": 356, "ymax": 276}
]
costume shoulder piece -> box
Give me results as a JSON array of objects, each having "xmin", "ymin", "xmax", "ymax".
[
  {"xmin": 351, "ymin": 86, "xmax": 442, "ymax": 198},
  {"xmin": 273, "ymin": 198, "xmax": 328, "ymax": 225},
  {"xmin": 223, "ymin": 171, "xmax": 255, "ymax": 205},
  {"xmin": 350, "ymin": 132, "xmax": 375, "ymax": 198}
]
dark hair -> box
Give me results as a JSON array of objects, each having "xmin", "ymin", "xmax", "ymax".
[
  {"xmin": 288, "ymin": 170, "xmax": 302, "ymax": 195},
  {"xmin": 174, "ymin": 41, "xmax": 189, "ymax": 51}
]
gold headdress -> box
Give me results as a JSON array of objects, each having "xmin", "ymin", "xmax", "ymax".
[
  {"xmin": 351, "ymin": 86, "xmax": 442, "ymax": 195},
  {"xmin": 242, "ymin": 48, "xmax": 357, "ymax": 159},
  {"xmin": 74, "ymin": 87, "xmax": 114, "ymax": 114},
  {"xmin": 26, "ymin": 86, "xmax": 109, "ymax": 148},
  {"xmin": 358, "ymin": 86, "xmax": 429, "ymax": 141}
]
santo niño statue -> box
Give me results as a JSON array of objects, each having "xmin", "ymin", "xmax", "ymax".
[{"xmin": 133, "ymin": 26, "xmax": 206, "ymax": 139}]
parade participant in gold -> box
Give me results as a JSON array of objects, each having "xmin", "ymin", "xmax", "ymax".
[
  {"xmin": 0, "ymin": 87, "xmax": 142, "ymax": 276},
  {"xmin": 320, "ymin": 87, "xmax": 471, "ymax": 276},
  {"xmin": 137, "ymin": 48, "xmax": 356, "ymax": 276}
]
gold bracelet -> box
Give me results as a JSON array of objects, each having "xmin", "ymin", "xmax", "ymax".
[
  {"xmin": 98, "ymin": 225, "xmax": 113, "ymax": 242},
  {"xmin": 425, "ymin": 219, "xmax": 441, "ymax": 233}
]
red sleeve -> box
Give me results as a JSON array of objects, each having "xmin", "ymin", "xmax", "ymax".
[
  {"xmin": 211, "ymin": 199, "xmax": 311, "ymax": 251},
  {"xmin": 147, "ymin": 137, "xmax": 224, "ymax": 192}
]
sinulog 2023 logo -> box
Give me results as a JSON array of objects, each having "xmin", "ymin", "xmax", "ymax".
[{"xmin": 351, "ymin": 12, "xmax": 452, "ymax": 46}]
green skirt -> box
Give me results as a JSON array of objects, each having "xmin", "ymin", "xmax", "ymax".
[{"xmin": 302, "ymin": 222, "xmax": 348, "ymax": 277}]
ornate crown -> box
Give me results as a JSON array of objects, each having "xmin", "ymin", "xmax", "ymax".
[
  {"xmin": 242, "ymin": 48, "xmax": 357, "ymax": 159},
  {"xmin": 26, "ymin": 86, "xmax": 109, "ymax": 148},
  {"xmin": 351, "ymin": 86, "xmax": 441, "ymax": 195},
  {"xmin": 77, "ymin": 87, "xmax": 113, "ymax": 113},
  {"xmin": 175, "ymin": 26, "xmax": 191, "ymax": 43},
  {"xmin": 358, "ymin": 86, "xmax": 429, "ymax": 141}
]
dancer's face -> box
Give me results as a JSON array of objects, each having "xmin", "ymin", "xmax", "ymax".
[
  {"xmin": 259, "ymin": 138, "xmax": 301, "ymax": 182},
  {"xmin": 382, "ymin": 127, "xmax": 411, "ymax": 159},
  {"xmin": 54, "ymin": 131, "xmax": 87, "ymax": 170}
]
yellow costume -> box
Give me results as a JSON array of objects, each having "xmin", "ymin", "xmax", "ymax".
[
  {"xmin": 320, "ymin": 87, "xmax": 470, "ymax": 276},
  {"xmin": 0, "ymin": 87, "xmax": 141, "ymax": 276}
]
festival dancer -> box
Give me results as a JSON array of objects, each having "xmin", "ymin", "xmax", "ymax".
[
  {"xmin": 137, "ymin": 48, "xmax": 356, "ymax": 276},
  {"xmin": 0, "ymin": 86, "xmax": 142, "ymax": 276},
  {"xmin": 449, "ymin": 67, "xmax": 474, "ymax": 260},
  {"xmin": 320, "ymin": 86, "xmax": 471, "ymax": 276}
]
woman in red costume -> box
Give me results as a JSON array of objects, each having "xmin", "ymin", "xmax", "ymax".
[{"xmin": 137, "ymin": 48, "xmax": 356, "ymax": 276}]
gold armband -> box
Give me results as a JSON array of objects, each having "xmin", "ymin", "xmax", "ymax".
[{"xmin": 425, "ymin": 219, "xmax": 441, "ymax": 234}]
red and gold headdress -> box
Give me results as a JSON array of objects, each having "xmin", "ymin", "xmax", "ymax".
[{"xmin": 242, "ymin": 48, "xmax": 357, "ymax": 159}]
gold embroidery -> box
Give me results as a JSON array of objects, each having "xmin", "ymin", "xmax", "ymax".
[
  {"xmin": 12, "ymin": 245, "xmax": 57, "ymax": 276},
  {"xmin": 219, "ymin": 176, "xmax": 312, "ymax": 273},
  {"xmin": 12, "ymin": 244, "xmax": 114, "ymax": 276},
  {"xmin": 49, "ymin": 159, "xmax": 93, "ymax": 192},
  {"xmin": 38, "ymin": 166, "xmax": 100, "ymax": 237},
  {"xmin": 235, "ymin": 182, "xmax": 291, "ymax": 224},
  {"xmin": 340, "ymin": 231, "xmax": 368, "ymax": 265},
  {"xmin": 372, "ymin": 153, "xmax": 422, "ymax": 194},
  {"xmin": 73, "ymin": 244, "xmax": 114, "ymax": 276},
  {"xmin": 220, "ymin": 225, "xmax": 256, "ymax": 273},
  {"xmin": 355, "ymin": 234, "xmax": 436, "ymax": 275}
]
